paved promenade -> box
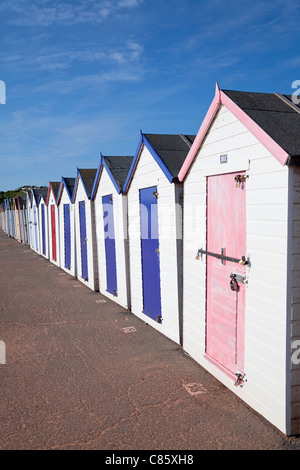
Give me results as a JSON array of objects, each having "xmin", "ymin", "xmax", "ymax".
[{"xmin": 0, "ymin": 230, "xmax": 299, "ymax": 451}]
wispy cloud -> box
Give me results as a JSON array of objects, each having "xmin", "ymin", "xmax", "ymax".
[
  {"xmin": 31, "ymin": 69, "xmax": 142, "ymax": 96},
  {"xmin": 0, "ymin": 0, "xmax": 143, "ymax": 26},
  {"xmin": 0, "ymin": 40, "xmax": 144, "ymax": 83}
]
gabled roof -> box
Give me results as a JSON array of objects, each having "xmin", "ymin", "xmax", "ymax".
[
  {"xmin": 37, "ymin": 187, "xmax": 48, "ymax": 206},
  {"xmin": 222, "ymin": 89, "xmax": 300, "ymax": 160},
  {"xmin": 24, "ymin": 190, "xmax": 32, "ymax": 208},
  {"xmin": 30, "ymin": 187, "xmax": 48, "ymax": 206},
  {"xmin": 91, "ymin": 155, "xmax": 134, "ymax": 198},
  {"xmin": 72, "ymin": 168, "xmax": 97, "ymax": 202},
  {"xmin": 178, "ymin": 83, "xmax": 300, "ymax": 181},
  {"xmin": 46, "ymin": 181, "xmax": 60, "ymax": 205},
  {"xmin": 57, "ymin": 177, "xmax": 76, "ymax": 205},
  {"xmin": 123, "ymin": 132, "xmax": 196, "ymax": 193}
]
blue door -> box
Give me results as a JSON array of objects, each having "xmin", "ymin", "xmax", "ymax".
[
  {"xmin": 8, "ymin": 203, "xmax": 13, "ymax": 237},
  {"xmin": 139, "ymin": 186, "xmax": 162, "ymax": 322},
  {"xmin": 29, "ymin": 209, "xmax": 33, "ymax": 247},
  {"xmin": 79, "ymin": 201, "xmax": 88, "ymax": 281},
  {"xmin": 34, "ymin": 205, "xmax": 38, "ymax": 251},
  {"xmin": 64, "ymin": 204, "xmax": 71, "ymax": 270},
  {"xmin": 41, "ymin": 204, "xmax": 46, "ymax": 255},
  {"xmin": 102, "ymin": 194, "xmax": 118, "ymax": 296}
]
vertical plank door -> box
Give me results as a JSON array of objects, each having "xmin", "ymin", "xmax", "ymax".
[
  {"xmin": 64, "ymin": 204, "xmax": 71, "ymax": 270},
  {"xmin": 41, "ymin": 204, "xmax": 46, "ymax": 255},
  {"xmin": 51, "ymin": 205, "xmax": 57, "ymax": 261},
  {"xmin": 139, "ymin": 186, "xmax": 162, "ymax": 323},
  {"xmin": 102, "ymin": 194, "xmax": 118, "ymax": 296},
  {"xmin": 33, "ymin": 206, "xmax": 38, "ymax": 251},
  {"xmin": 79, "ymin": 201, "xmax": 88, "ymax": 281},
  {"xmin": 206, "ymin": 172, "xmax": 246, "ymax": 377}
]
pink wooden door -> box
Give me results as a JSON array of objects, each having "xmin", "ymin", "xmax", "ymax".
[
  {"xmin": 206, "ymin": 172, "xmax": 246, "ymax": 377},
  {"xmin": 51, "ymin": 205, "xmax": 57, "ymax": 261}
]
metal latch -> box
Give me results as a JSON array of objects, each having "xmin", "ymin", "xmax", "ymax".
[
  {"xmin": 196, "ymin": 248, "xmax": 249, "ymax": 266},
  {"xmin": 231, "ymin": 273, "xmax": 246, "ymax": 284},
  {"xmin": 230, "ymin": 273, "xmax": 247, "ymax": 291}
]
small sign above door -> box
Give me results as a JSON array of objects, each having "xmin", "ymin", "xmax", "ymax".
[{"xmin": 220, "ymin": 154, "xmax": 228, "ymax": 164}]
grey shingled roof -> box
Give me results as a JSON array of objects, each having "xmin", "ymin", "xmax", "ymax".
[
  {"xmin": 63, "ymin": 177, "xmax": 75, "ymax": 198},
  {"xmin": 103, "ymin": 155, "xmax": 134, "ymax": 191},
  {"xmin": 222, "ymin": 89, "xmax": 300, "ymax": 161},
  {"xmin": 144, "ymin": 134, "xmax": 196, "ymax": 178},
  {"xmin": 39, "ymin": 187, "xmax": 48, "ymax": 200},
  {"xmin": 78, "ymin": 169, "xmax": 97, "ymax": 198},
  {"xmin": 50, "ymin": 182, "xmax": 60, "ymax": 201}
]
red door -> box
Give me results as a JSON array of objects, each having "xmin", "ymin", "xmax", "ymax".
[
  {"xmin": 206, "ymin": 172, "xmax": 246, "ymax": 377},
  {"xmin": 51, "ymin": 205, "xmax": 57, "ymax": 261}
]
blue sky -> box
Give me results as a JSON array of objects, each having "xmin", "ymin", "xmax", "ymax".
[{"xmin": 0, "ymin": 0, "xmax": 300, "ymax": 191}]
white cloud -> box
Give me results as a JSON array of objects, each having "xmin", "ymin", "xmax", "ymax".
[{"xmin": 0, "ymin": 0, "xmax": 143, "ymax": 26}]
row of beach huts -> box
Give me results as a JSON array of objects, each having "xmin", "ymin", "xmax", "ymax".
[{"xmin": 1, "ymin": 84, "xmax": 300, "ymax": 437}]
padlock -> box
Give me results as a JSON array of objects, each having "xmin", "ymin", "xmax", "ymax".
[{"xmin": 230, "ymin": 274, "xmax": 238, "ymax": 291}]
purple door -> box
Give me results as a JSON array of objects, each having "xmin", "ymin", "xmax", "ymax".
[{"xmin": 139, "ymin": 186, "xmax": 162, "ymax": 323}]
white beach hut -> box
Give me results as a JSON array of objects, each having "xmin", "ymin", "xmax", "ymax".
[
  {"xmin": 57, "ymin": 177, "xmax": 76, "ymax": 277},
  {"xmin": 178, "ymin": 83, "xmax": 300, "ymax": 436},
  {"xmin": 91, "ymin": 154, "xmax": 133, "ymax": 309},
  {"xmin": 72, "ymin": 168, "xmax": 98, "ymax": 291},
  {"xmin": 123, "ymin": 132, "xmax": 195, "ymax": 344},
  {"xmin": 37, "ymin": 187, "xmax": 49, "ymax": 259},
  {"xmin": 30, "ymin": 189, "xmax": 41, "ymax": 253},
  {"xmin": 46, "ymin": 182, "xmax": 61, "ymax": 267}
]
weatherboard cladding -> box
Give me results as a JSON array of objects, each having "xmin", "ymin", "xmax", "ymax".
[
  {"xmin": 179, "ymin": 89, "xmax": 300, "ymax": 435},
  {"xmin": 93, "ymin": 160, "xmax": 131, "ymax": 309},
  {"xmin": 126, "ymin": 134, "xmax": 190, "ymax": 345},
  {"xmin": 58, "ymin": 179, "xmax": 76, "ymax": 277},
  {"xmin": 73, "ymin": 170, "xmax": 98, "ymax": 291},
  {"xmin": 222, "ymin": 90, "xmax": 300, "ymax": 160}
]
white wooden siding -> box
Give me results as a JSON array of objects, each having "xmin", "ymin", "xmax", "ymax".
[
  {"xmin": 74, "ymin": 179, "xmax": 98, "ymax": 291},
  {"xmin": 127, "ymin": 145, "xmax": 181, "ymax": 344},
  {"xmin": 183, "ymin": 105, "xmax": 290, "ymax": 434},
  {"xmin": 38, "ymin": 196, "xmax": 49, "ymax": 259},
  {"xmin": 290, "ymin": 167, "xmax": 300, "ymax": 435},
  {"xmin": 58, "ymin": 188, "xmax": 76, "ymax": 278},
  {"xmin": 94, "ymin": 167, "xmax": 130, "ymax": 309}
]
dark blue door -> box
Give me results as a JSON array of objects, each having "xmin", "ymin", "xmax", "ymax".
[
  {"xmin": 41, "ymin": 204, "xmax": 46, "ymax": 255},
  {"xmin": 139, "ymin": 186, "xmax": 162, "ymax": 322},
  {"xmin": 79, "ymin": 201, "xmax": 88, "ymax": 281},
  {"xmin": 8, "ymin": 206, "xmax": 13, "ymax": 237},
  {"xmin": 34, "ymin": 205, "xmax": 38, "ymax": 251},
  {"xmin": 102, "ymin": 194, "xmax": 118, "ymax": 296},
  {"xmin": 64, "ymin": 204, "xmax": 71, "ymax": 270}
]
